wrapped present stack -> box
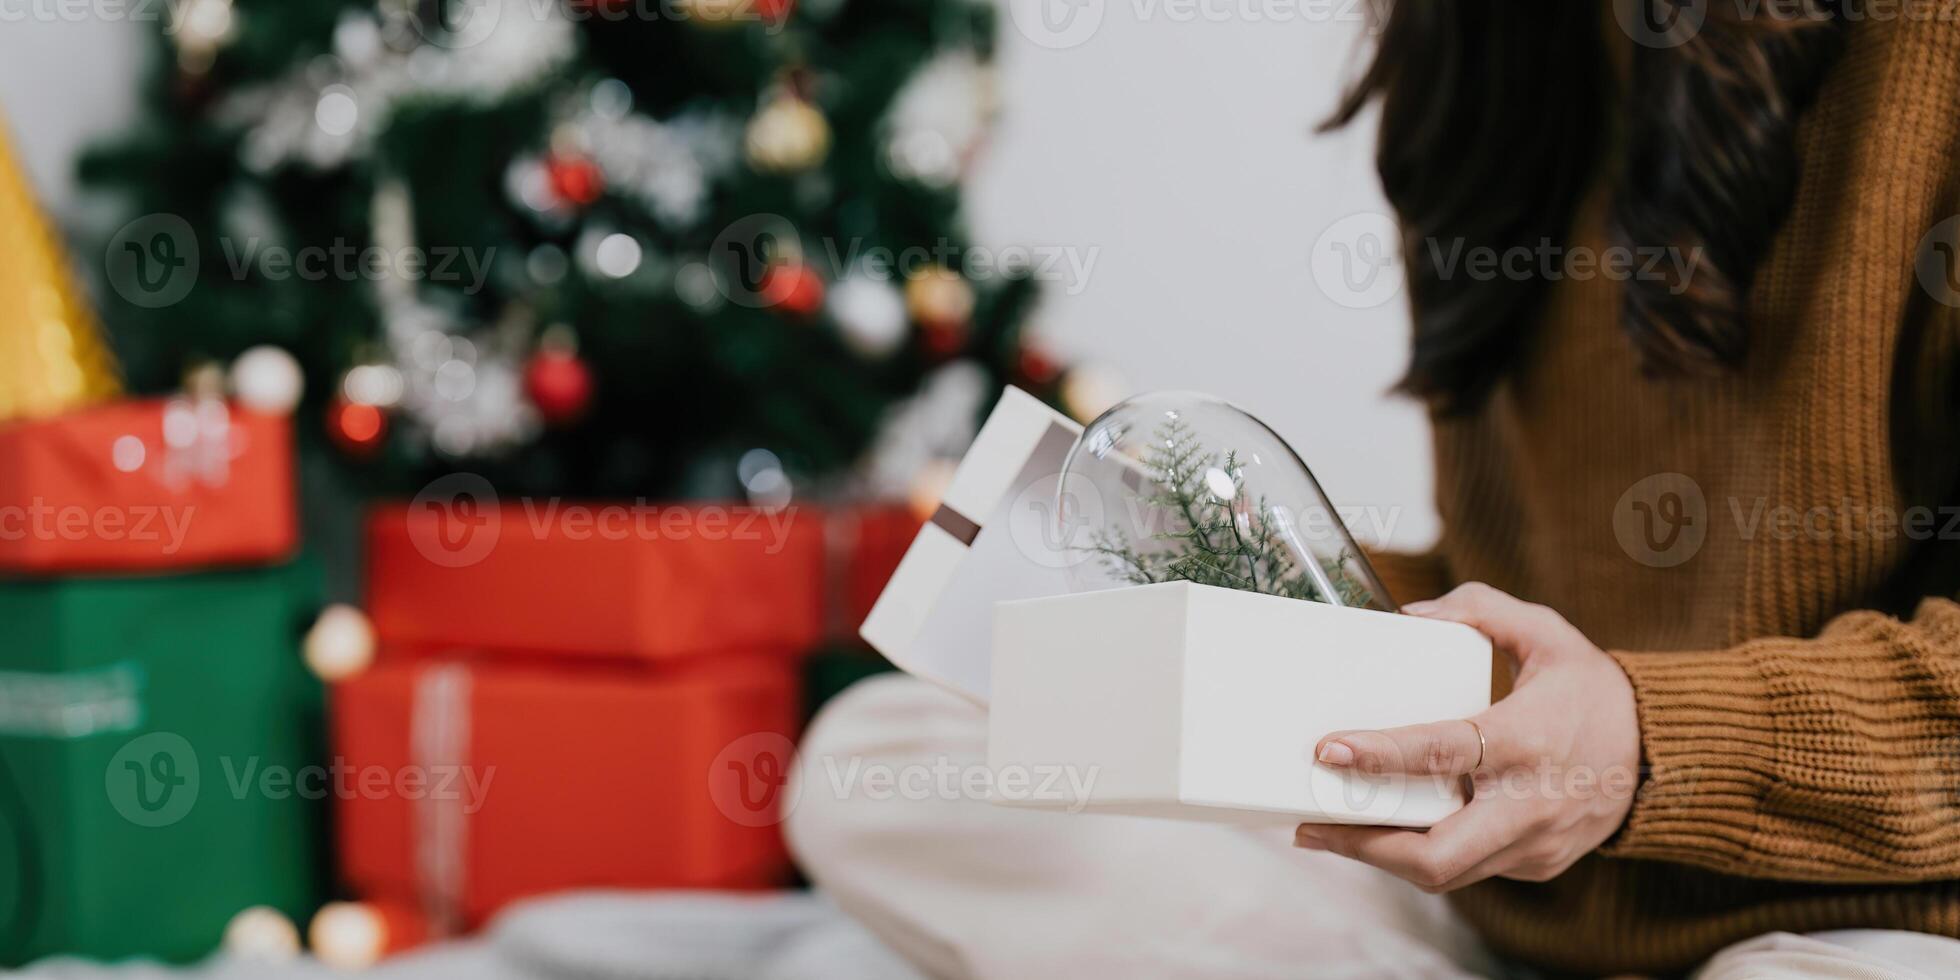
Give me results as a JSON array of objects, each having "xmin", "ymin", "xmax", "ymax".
[
  {"xmin": 0, "ymin": 117, "xmax": 323, "ymax": 968},
  {"xmin": 317, "ymin": 497, "xmax": 920, "ymax": 967}
]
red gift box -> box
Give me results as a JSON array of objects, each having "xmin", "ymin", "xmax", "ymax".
[
  {"xmin": 330, "ymin": 656, "xmax": 800, "ymax": 935},
  {"xmin": 0, "ymin": 398, "xmax": 297, "ymax": 573},
  {"xmin": 367, "ymin": 502, "xmax": 825, "ymax": 662}
]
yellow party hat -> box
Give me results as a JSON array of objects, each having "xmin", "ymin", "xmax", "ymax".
[{"xmin": 0, "ymin": 108, "xmax": 121, "ymax": 422}]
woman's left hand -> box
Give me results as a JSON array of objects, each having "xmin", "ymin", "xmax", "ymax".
[{"xmin": 1293, "ymin": 583, "xmax": 1642, "ymax": 892}]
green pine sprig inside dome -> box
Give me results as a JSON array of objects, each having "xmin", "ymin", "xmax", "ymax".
[{"xmin": 1081, "ymin": 416, "xmax": 1372, "ymax": 606}]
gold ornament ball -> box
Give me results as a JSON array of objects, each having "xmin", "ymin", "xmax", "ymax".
[
  {"xmin": 309, "ymin": 902, "xmax": 388, "ymax": 971},
  {"xmin": 746, "ymin": 97, "xmax": 831, "ymax": 173},
  {"xmin": 1061, "ymin": 364, "xmax": 1129, "ymax": 424},
  {"xmin": 904, "ymin": 267, "xmax": 976, "ymax": 330},
  {"xmin": 304, "ymin": 604, "xmax": 377, "ymax": 682},
  {"xmin": 677, "ymin": 0, "xmax": 752, "ymax": 26},
  {"xmin": 223, "ymin": 906, "xmax": 301, "ymax": 963},
  {"xmin": 907, "ymin": 458, "xmax": 960, "ymax": 523}
]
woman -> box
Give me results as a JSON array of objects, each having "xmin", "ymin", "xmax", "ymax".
[{"xmin": 790, "ymin": 2, "xmax": 1960, "ymax": 976}]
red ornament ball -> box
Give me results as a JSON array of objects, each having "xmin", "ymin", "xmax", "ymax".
[
  {"xmin": 921, "ymin": 320, "xmax": 968, "ymax": 359},
  {"xmin": 525, "ymin": 348, "xmax": 595, "ymax": 425},
  {"xmin": 546, "ymin": 153, "xmax": 605, "ymax": 207},
  {"xmin": 760, "ymin": 263, "xmax": 826, "ymax": 318},
  {"xmin": 1016, "ymin": 345, "xmax": 1062, "ymax": 386},
  {"xmin": 327, "ymin": 397, "xmax": 388, "ymax": 459},
  {"xmin": 753, "ymin": 0, "xmax": 794, "ymax": 24}
]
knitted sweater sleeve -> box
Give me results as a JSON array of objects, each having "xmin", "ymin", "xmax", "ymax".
[{"xmin": 1601, "ymin": 597, "xmax": 1960, "ymax": 882}]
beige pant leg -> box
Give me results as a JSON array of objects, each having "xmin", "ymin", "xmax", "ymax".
[
  {"xmin": 786, "ymin": 674, "xmax": 1492, "ymax": 980},
  {"xmin": 1694, "ymin": 930, "xmax": 1960, "ymax": 980}
]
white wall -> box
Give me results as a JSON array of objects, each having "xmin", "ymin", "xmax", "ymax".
[
  {"xmin": 0, "ymin": 4, "xmax": 1437, "ymax": 549},
  {"xmin": 971, "ymin": 7, "xmax": 1435, "ymax": 548},
  {"xmin": 0, "ymin": 17, "xmax": 143, "ymax": 208}
]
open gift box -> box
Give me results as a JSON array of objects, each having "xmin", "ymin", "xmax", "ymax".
[{"xmin": 860, "ymin": 387, "xmax": 1492, "ymax": 828}]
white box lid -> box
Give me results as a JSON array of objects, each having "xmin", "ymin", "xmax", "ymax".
[{"xmin": 860, "ymin": 386, "xmax": 1081, "ymax": 705}]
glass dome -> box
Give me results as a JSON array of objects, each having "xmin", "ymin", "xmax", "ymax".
[{"xmin": 1054, "ymin": 391, "xmax": 1396, "ymax": 611}]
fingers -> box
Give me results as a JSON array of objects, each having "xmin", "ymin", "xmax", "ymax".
[
  {"xmin": 1430, "ymin": 838, "xmax": 1568, "ymax": 891},
  {"xmin": 1293, "ymin": 801, "xmax": 1520, "ymax": 893},
  {"xmin": 1401, "ymin": 582, "xmax": 1575, "ymax": 662},
  {"xmin": 1316, "ymin": 719, "xmax": 1483, "ymax": 776}
]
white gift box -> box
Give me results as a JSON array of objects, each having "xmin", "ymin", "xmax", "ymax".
[{"xmin": 860, "ymin": 387, "xmax": 1493, "ymax": 827}]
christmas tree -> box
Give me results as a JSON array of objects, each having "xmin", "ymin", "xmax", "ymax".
[{"xmin": 77, "ymin": 0, "xmax": 1066, "ymax": 501}]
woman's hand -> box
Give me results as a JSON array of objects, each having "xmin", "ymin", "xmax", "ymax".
[{"xmin": 1293, "ymin": 583, "xmax": 1642, "ymax": 893}]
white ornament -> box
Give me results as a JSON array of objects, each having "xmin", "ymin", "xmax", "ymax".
[
  {"xmin": 342, "ymin": 363, "xmax": 405, "ymax": 408},
  {"xmin": 225, "ymin": 0, "xmax": 578, "ymax": 174},
  {"xmin": 178, "ymin": 0, "xmax": 235, "ymax": 46},
  {"xmin": 674, "ymin": 261, "xmax": 723, "ymax": 312},
  {"xmin": 861, "ymin": 361, "xmax": 989, "ymax": 499},
  {"xmin": 360, "ymin": 181, "xmax": 536, "ymax": 459},
  {"xmin": 229, "ymin": 345, "xmax": 305, "ymax": 415},
  {"xmin": 173, "ymin": 0, "xmax": 236, "ymax": 71},
  {"xmin": 333, "ymin": 13, "xmax": 384, "ymax": 68},
  {"xmin": 314, "ymin": 85, "xmax": 361, "ymax": 137},
  {"xmin": 827, "ymin": 275, "xmax": 908, "ymax": 358},
  {"xmin": 506, "ymin": 155, "xmax": 563, "ymax": 214},
  {"xmin": 589, "ymin": 78, "xmax": 634, "ymax": 121},
  {"xmin": 883, "ymin": 53, "xmax": 994, "ymax": 188},
  {"xmin": 223, "ymin": 907, "xmax": 301, "ymax": 963},
  {"xmin": 576, "ymin": 108, "xmax": 735, "ymax": 229},
  {"xmin": 309, "ymin": 902, "xmax": 388, "ymax": 971},
  {"xmin": 304, "ymin": 605, "xmax": 377, "ymax": 682},
  {"xmin": 592, "ymin": 232, "xmax": 645, "ymax": 279}
]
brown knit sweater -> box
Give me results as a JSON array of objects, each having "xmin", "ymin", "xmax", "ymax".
[{"xmin": 1368, "ymin": 17, "xmax": 1960, "ymax": 978}]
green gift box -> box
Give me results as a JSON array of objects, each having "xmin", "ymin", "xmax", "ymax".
[{"xmin": 0, "ymin": 563, "xmax": 326, "ymax": 966}]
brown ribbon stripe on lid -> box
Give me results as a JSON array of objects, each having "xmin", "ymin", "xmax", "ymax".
[{"xmin": 929, "ymin": 504, "xmax": 981, "ymax": 547}]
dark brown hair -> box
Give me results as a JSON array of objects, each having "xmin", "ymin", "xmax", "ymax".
[{"xmin": 1326, "ymin": 1, "xmax": 1846, "ymax": 414}]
